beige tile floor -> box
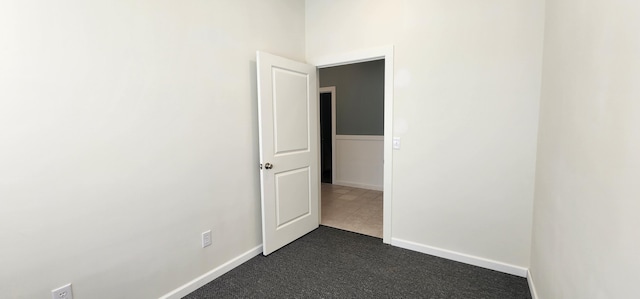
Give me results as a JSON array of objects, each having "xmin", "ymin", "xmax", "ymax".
[{"xmin": 320, "ymin": 183, "xmax": 383, "ymax": 238}]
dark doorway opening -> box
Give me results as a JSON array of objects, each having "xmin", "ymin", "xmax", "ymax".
[{"xmin": 320, "ymin": 92, "xmax": 332, "ymax": 183}]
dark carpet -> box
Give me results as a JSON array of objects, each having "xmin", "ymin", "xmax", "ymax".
[{"xmin": 184, "ymin": 226, "xmax": 531, "ymax": 298}]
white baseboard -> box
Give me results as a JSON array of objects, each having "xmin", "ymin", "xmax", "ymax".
[
  {"xmin": 160, "ymin": 240, "xmax": 530, "ymax": 298},
  {"xmin": 333, "ymin": 180, "xmax": 382, "ymax": 191},
  {"xmin": 391, "ymin": 238, "xmax": 528, "ymax": 277},
  {"xmin": 527, "ymin": 269, "xmax": 539, "ymax": 299},
  {"xmin": 160, "ymin": 245, "xmax": 263, "ymax": 299}
]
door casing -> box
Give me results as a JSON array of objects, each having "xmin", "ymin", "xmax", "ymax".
[{"xmin": 310, "ymin": 46, "xmax": 394, "ymax": 244}]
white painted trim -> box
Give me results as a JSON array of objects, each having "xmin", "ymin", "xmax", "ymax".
[
  {"xmin": 333, "ymin": 180, "xmax": 382, "ymax": 191},
  {"xmin": 313, "ymin": 45, "xmax": 394, "ymax": 245},
  {"xmin": 159, "ymin": 245, "xmax": 263, "ymax": 299},
  {"xmin": 527, "ymin": 269, "xmax": 539, "ymax": 299},
  {"xmin": 336, "ymin": 135, "xmax": 383, "ymax": 141},
  {"xmin": 333, "ymin": 135, "xmax": 383, "ymax": 191},
  {"xmin": 319, "ymin": 86, "xmax": 337, "ymax": 186},
  {"xmin": 391, "ymin": 238, "xmax": 528, "ymax": 277},
  {"xmin": 309, "ymin": 45, "xmax": 392, "ymax": 68}
]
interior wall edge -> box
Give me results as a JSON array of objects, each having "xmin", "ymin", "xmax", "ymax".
[{"xmin": 527, "ymin": 269, "xmax": 539, "ymax": 299}]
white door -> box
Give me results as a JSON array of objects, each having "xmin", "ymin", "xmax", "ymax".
[{"xmin": 256, "ymin": 51, "xmax": 319, "ymax": 256}]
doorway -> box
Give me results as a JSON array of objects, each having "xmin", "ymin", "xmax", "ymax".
[
  {"xmin": 317, "ymin": 60, "xmax": 385, "ymax": 238},
  {"xmin": 255, "ymin": 46, "xmax": 394, "ymax": 255},
  {"xmin": 311, "ymin": 46, "xmax": 394, "ymax": 244},
  {"xmin": 319, "ymin": 89, "xmax": 335, "ymax": 184}
]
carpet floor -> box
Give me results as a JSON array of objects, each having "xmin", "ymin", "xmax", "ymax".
[{"xmin": 184, "ymin": 226, "xmax": 531, "ymax": 298}]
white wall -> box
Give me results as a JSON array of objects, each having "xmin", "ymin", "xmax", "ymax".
[
  {"xmin": 530, "ymin": 0, "xmax": 640, "ymax": 297},
  {"xmin": 307, "ymin": 0, "xmax": 545, "ymax": 269},
  {"xmin": 0, "ymin": 1, "xmax": 305, "ymax": 298},
  {"xmin": 334, "ymin": 135, "xmax": 383, "ymax": 190}
]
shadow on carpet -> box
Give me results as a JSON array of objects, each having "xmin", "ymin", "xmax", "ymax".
[{"xmin": 184, "ymin": 226, "xmax": 531, "ymax": 298}]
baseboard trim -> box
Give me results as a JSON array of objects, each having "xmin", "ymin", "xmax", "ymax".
[
  {"xmin": 333, "ymin": 180, "xmax": 382, "ymax": 191},
  {"xmin": 527, "ymin": 269, "xmax": 539, "ymax": 299},
  {"xmin": 160, "ymin": 245, "xmax": 263, "ymax": 299},
  {"xmin": 391, "ymin": 238, "xmax": 528, "ymax": 277}
]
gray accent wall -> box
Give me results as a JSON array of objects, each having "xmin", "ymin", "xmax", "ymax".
[{"xmin": 319, "ymin": 60, "xmax": 384, "ymax": 135}]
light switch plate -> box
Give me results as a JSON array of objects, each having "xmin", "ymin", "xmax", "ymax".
[
  {"xmin": 393, "ymin": 137, "xmax": 401, "ymax": 149},
  {"xmin": 202, "ymin": 230, "xmax": 212, "ymax": 248}
]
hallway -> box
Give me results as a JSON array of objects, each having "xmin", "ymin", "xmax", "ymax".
[{"xmin": 320, "ymin": 184, "xmax": 383, "ymax": 238}]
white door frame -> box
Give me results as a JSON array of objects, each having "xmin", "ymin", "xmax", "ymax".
[
  {"xmin": 318, "ymin": 86, "xmax": 336, "ymax": 185},
  {"xmin": 310, "ymin": 46, "xmax": 394, "ymax": 244}
]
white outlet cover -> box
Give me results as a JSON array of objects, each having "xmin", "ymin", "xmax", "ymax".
[
  {"xmin": 51, "ymin": 283, "xmax": 73, "ymax": 299},
  {"xmin": 202, "ymin": 230, "xmax": 212, "ymax": 248}
]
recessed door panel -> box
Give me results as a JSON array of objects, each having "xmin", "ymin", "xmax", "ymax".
[
  {"xmin": 275, "ymin": 167, "xmax": 310, "ymax": 228},
  {"xmin": 273, "ymin": 68, "xmax": 309, "ymax": 155}
]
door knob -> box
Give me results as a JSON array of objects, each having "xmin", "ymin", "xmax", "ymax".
[{"xmin": 264, "ymin": 163, "xmax": 273, "ymax": 169}]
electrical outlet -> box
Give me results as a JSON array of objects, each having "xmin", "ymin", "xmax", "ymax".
[
  {"xmin": 51, "ymin": 283, "xmax": 73, "ymax": 299},
  {"xmin": 202, "ymin": 230, "xmax": 212, "ymax": 248}
]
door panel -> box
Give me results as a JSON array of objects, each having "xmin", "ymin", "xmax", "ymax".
[
  {"xmin": 275, "ymin": 167, "xmax": 311, "ymax": 227},
  {"xmin": 273, "ymin": 67, "xmax": 310, "ymax": 154},
  {"xmin": 257, "ymin": 51, "xmax": 318, "ymax": 256}
]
